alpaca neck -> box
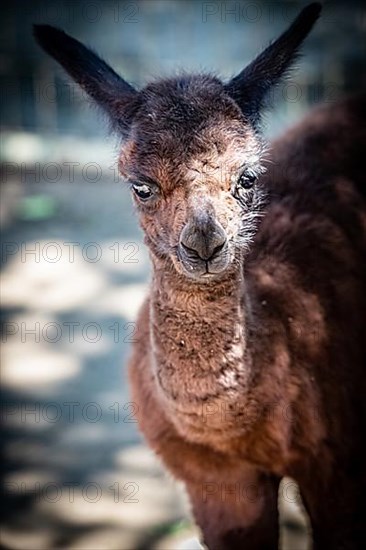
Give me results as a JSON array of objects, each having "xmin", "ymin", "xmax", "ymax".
[
  {"xmin": 148, "ymin": 257, "xmax": 254, "ymax": 444},
  {"xmin": 147, "ymin": 258, "xmax": 318, "ymax": 464}
]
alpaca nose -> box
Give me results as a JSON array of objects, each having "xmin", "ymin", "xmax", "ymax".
[{"xmin": 180, "ymin": 216, "xmax": 227, "ymax": 261}]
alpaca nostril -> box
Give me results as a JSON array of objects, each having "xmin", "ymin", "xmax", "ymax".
[
  {"xmin": 180, "ymin": 241, "xmax": 197, "ymax": 254},
  {"xmin": 180, "ymin": 241, "xmax": 204, "ymax": 261},
  {"xmin": 181, "ymin": 241, "xmax": 198, "ymax": 255},
  {"xmin": 211, "ymin": 240, "xmax": 226, "ymax": 258}
]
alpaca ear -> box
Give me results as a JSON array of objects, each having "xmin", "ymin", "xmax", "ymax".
[
  {"xmin": 33, "ymin": 25, "xmax": 140, "ymax": 134},
  {"xmin": 225, "ymin": 3, "xmax": 322, "ymax": 125}
]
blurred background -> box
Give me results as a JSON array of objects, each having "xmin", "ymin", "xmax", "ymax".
[{"xmin": 1, "ymin": 1, "xmax": 365, "ymax": 548}]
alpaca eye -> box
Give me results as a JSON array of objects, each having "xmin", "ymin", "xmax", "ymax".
[
  {"xmin": 237, "ymin": 171, "xmax": 257, "ymax": 190},
  {"xmin": 233, "ymin": 170, "xmax": 258, "ymax": 202},
  {"xmin": 132, "ymin": 183, "xmax": 153, "ymax": 201}
]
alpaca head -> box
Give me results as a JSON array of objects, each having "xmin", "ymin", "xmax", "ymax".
[
  {"xmin": 34, "ymin": 3, "xmax": 321, "ymax": 282},
  {"xmin": 118, "ymin": 73, "xmax": 268, "ymax": 280}
]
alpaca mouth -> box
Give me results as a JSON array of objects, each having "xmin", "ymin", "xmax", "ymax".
[{"xmin": 176, "ymin": 243, "xmax": 231, "ymax": 280}]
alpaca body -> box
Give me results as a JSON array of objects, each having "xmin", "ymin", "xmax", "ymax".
[{"xmin": 129, "ymin": 95, "xmax": 366, "ymax": 548}]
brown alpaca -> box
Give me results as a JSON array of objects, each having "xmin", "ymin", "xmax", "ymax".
[{"xmin": 35, "ymin": 4, "xmax": 366, "ymax": 548}]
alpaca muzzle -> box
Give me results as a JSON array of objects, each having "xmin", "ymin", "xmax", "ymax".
[{"xmin": 178, "ymin": 214, "xmax": 230, "ymax": 278}]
